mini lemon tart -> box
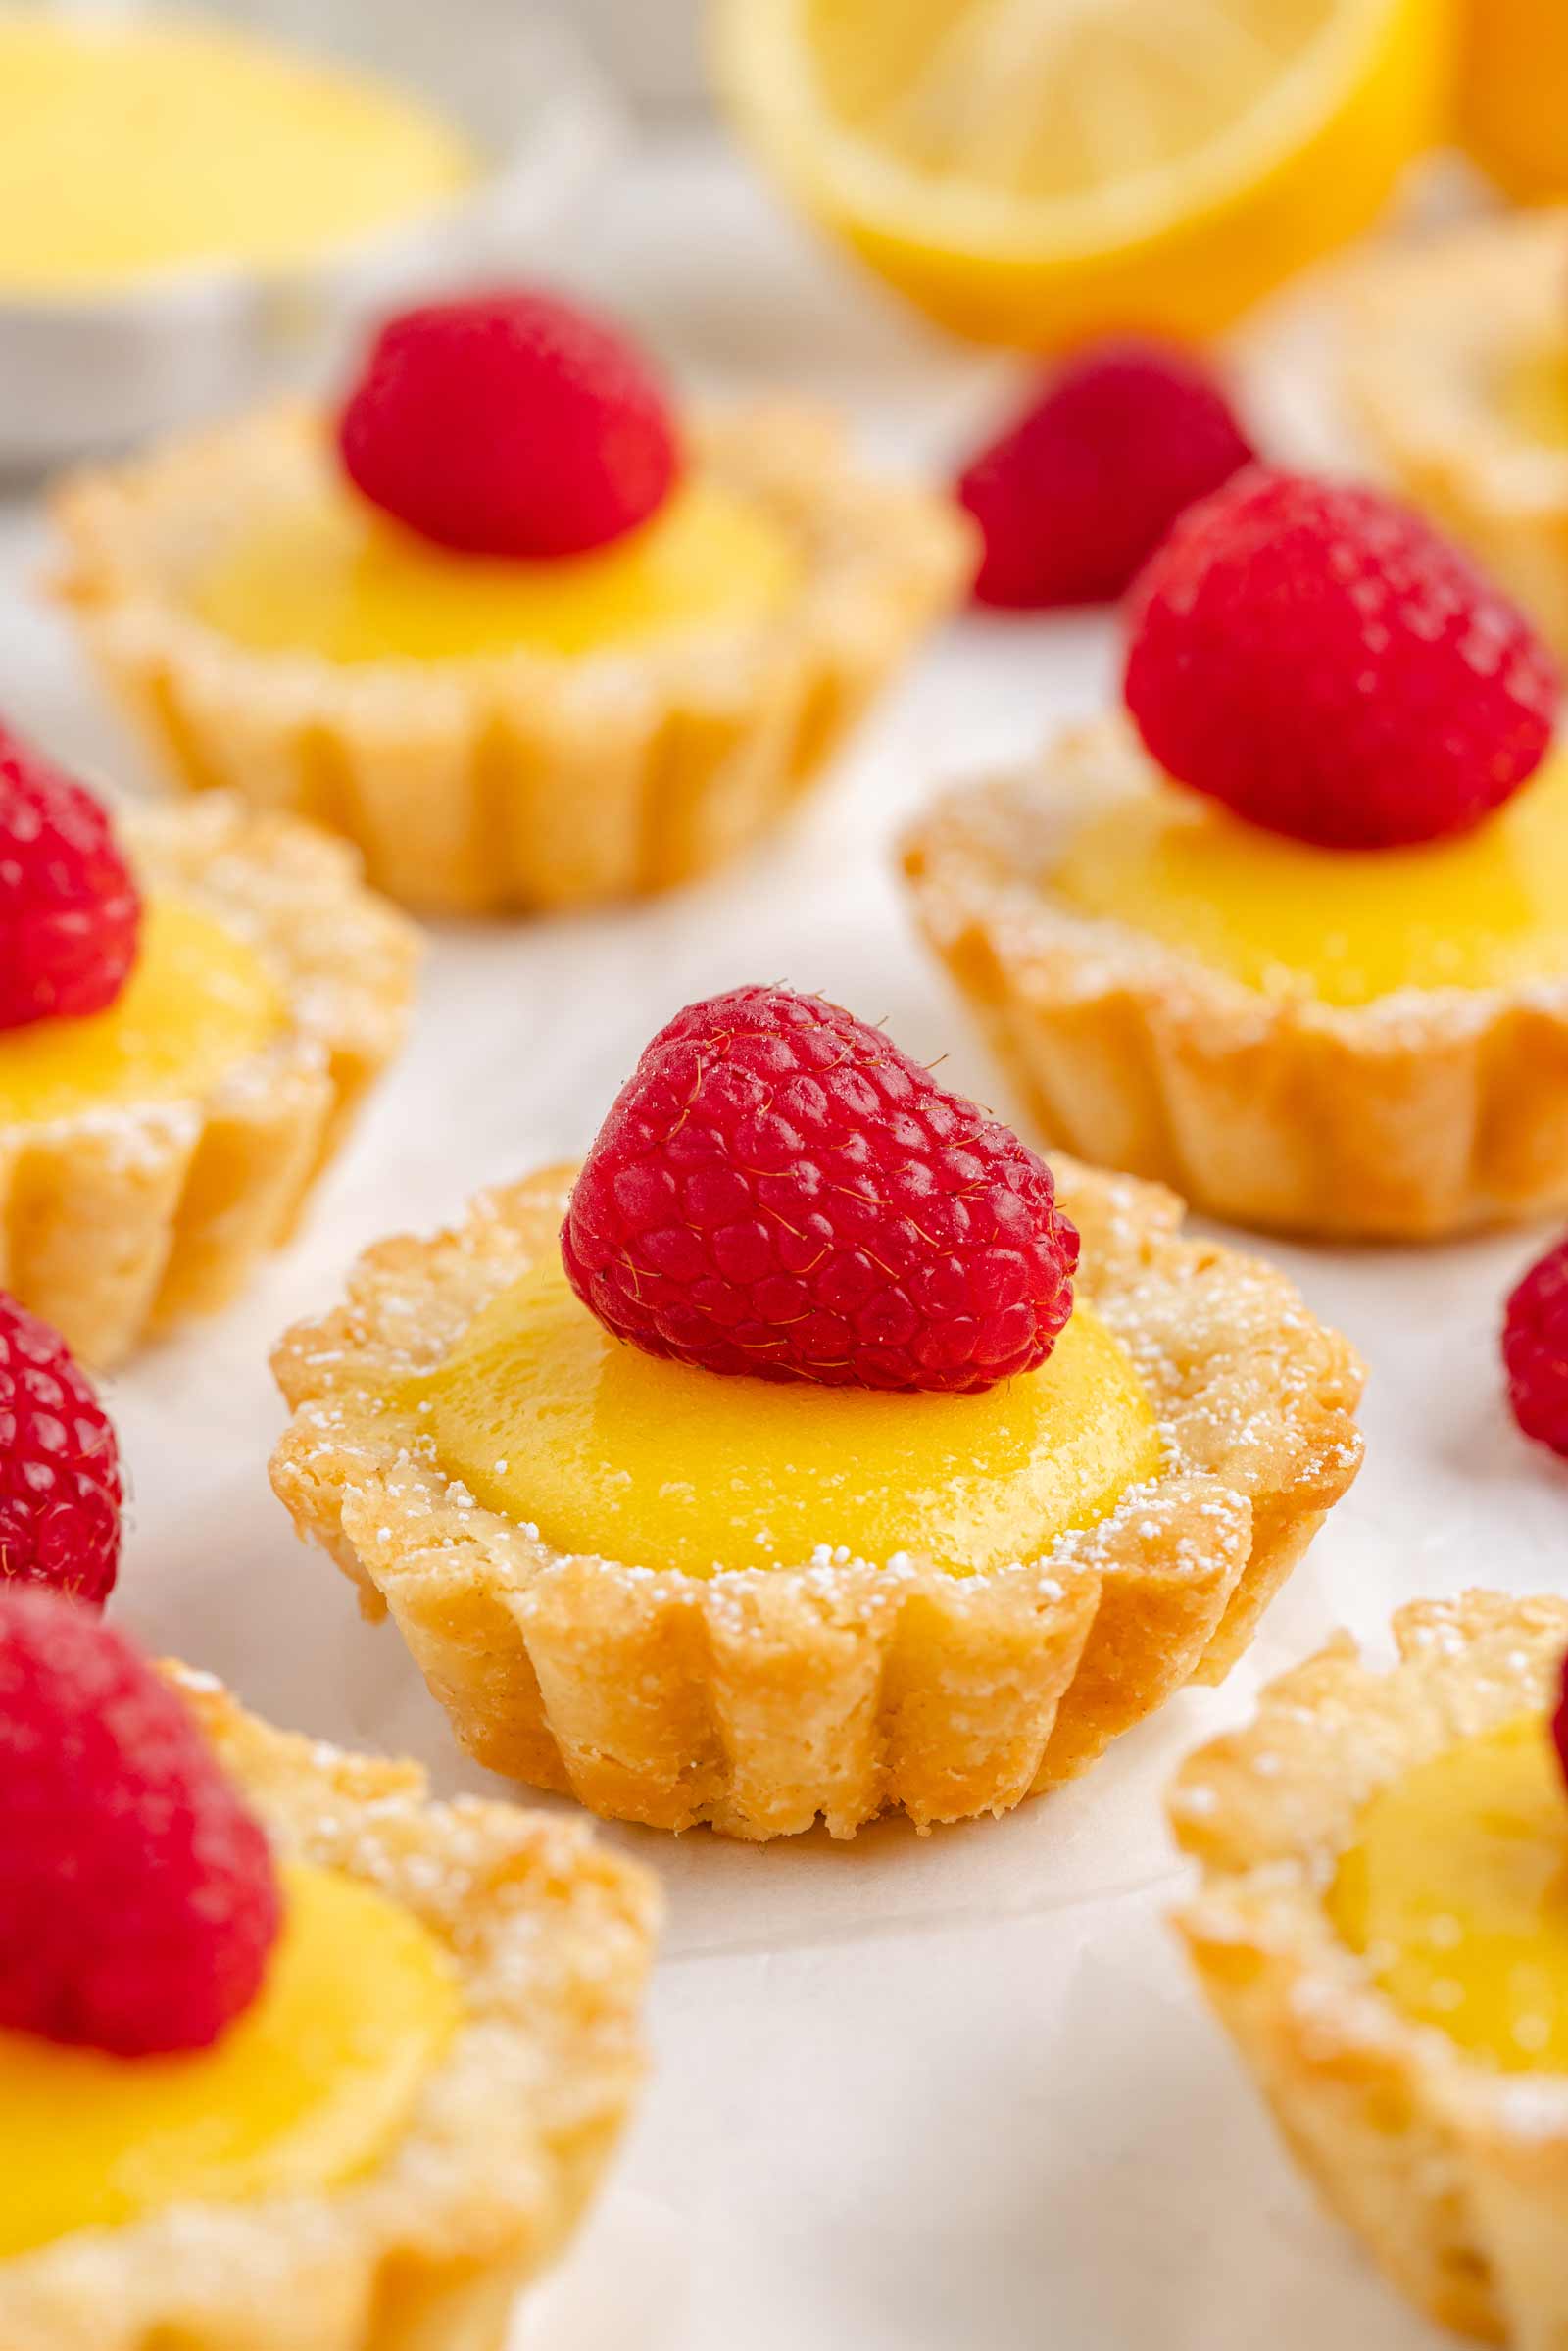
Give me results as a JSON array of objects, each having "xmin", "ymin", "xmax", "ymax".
[
  {"xmin": 1345, "ymin": 210, "xmax": 1568, "ymax": 660},
  {"xmin": 903, "ymin": 719, "xmax": 1568, "ymax": 1239},
  {"xmin": 1171, "ymin": 1593, "xmax": 1568, "ymax": 2346},
  {"xmin": 55, "ymin": 397, "xmax": 973, "ymax": 916},
  {"xmin": 6, "ymin": 794, "xmax": 416, "ymax": 1366},
  {"xmin": 1, "ymin": 1662, "xmax": 657, "ymax": 2351},
  {"xmin": 268, "ymin": 1152, "xmax": 1361, "ymax": 1841}
]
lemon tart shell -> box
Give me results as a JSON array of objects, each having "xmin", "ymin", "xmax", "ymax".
[
  {"xmin": 0, "ymin": 1665, "xmax": 658, "ymax": 2351},
  {"xmin": 902, "ymin": 718, "xmax": 1568, "ymax": 1241},
  {"xmin": 1343, "ymin": 209, "xmax": 1568, "ymax": 658},
  {"xmin": 53, "ymin": 401, "xmax": 975, "ymax": 917},
  {"xmin": 269, "ymin": 1154, "xmax": 1362, "ymax": 1843},
  {"xmin": 3, "ymin": 794, "xmax": 417, "ymax": 1368},
  {"xmin": 1170, "ymin": 1592, "xmax": 1568, "ymax": 2346}
]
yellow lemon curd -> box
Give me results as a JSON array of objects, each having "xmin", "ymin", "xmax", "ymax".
[
  {"xmin": 1329, "ymin": 1715, "xmax": 1568, "ymax": 2072},
  {"xmin": 189, "ymin": 479, "xmax": 800, "ymax": 665},
  {"xmin": 1502, "ymin": 344, "xmax": 1568, "ymax": 450},
  {"xmin": 1054, "ymin": 758, "xmax": 1568, "ymax": 1008},
  {"xmin": 0, "ymin": 900, "xmax": 282, "ymax": 1128},
  {"xmin": 406, "ymin": 1252, "xmax": 1162, "ymax": 1578},
  {"xmin": 0, "ymin": 14, "xmax": 471, "ymax": 297},
  {"xmin": 0, "ymin": 1861, "xmax": 460, "ymax": 2255}
]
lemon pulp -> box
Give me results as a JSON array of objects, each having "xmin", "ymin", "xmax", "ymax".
[
  {"xmin": 1329, "ymin": 1715, "xmax": 1568, "ymax": 2072},
  {"xmin": 0, "ymin": 1861, "xmax": 461, "ymax": 2254},
  {"xmin": 1054, "ymin": 757, "xmax": 1568, "ymax": 1008},
  {"xmin": 406, "ymin": 1251, "xmax": 1162, "ymax": 1578},
  {"xmin": 1501, "ymin": 344, "xmax": 1568, "ymax": 451},
  {"xmin": 0, "ymin": 899, "xmax": 282, "ymax": 1128},
  {"xmin": 189, "ymin": 479, "xmax": 800, "ymax": 666}
]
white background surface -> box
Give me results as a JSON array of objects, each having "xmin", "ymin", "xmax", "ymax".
[{"xmin": 11, "ymin": 142, "xmax": 1555, "ymax": 2351}]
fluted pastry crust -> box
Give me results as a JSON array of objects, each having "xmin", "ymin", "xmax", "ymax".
[
  {"xmin": 0, "ymin": 795, "xmax": 417, "ymax": 1367},
  {"xmin": 0, "ymin": 1667, "xmax": 659, "ymax": 2351},
  {"xmin": 1343, "ymin": 209, "xmax": 1568, "ymax": 656},
  {"xmin": 902, "ymin": 719, "xmax": 1568, "ymax": 1239},
  {"xmin": 269, "ymin": 1154, "xmax": 1363, "ymax": 1842},
  {"xmin": 1170, "ymin": 1592, "xmax": 1568, "ymax": 2347},
  {"xmin": 54, "ymin": 401, "xmax": 975, "ymax": 915}
]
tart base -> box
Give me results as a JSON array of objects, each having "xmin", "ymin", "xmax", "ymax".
[
  {"xmin": 902, "ymin": 720, "xmax": 1568, "ymax": 1241},
  {"xmin": 0, "ymin": 1668, "xmax": 658, "ymax": 2351},
  {"xmin": 1170, "ymin": 1592, "xmax": 1568, "ymax": 2347},
  {"xmin": 270, "ymin": 1155, "xmax": 1363, "ymax": 1842},
  {"xmin": 54, "ymin": 403, "xmax": 975, "ymax": 916},
  {"xmin": 0, "ymin": 795, "xmax": 417, "ymax": 1368}
]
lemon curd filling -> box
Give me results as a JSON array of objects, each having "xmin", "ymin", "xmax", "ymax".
[
  {"xmin": 1329, "ymin": 1715, "xmax": 1568, "ymax": 2073},
  {"xmin": 0, "ymin": 899, "xmax": 283, "ymax": 1128},
  {"xmin": 1054, "ymin": 758, "xmax": 1568, "ymax": 1008},
  {"xmin": 0, "ymin": 1861, "xmax": 461, "ymax": 2255},
  {"xmin": 0, "ymin": 14, "xmax": 472, "ymax": 296},
  {"xmin": 189, "ymin": 480, "xmax": 801, "ymax": 666},
  {"xmin": 406, "ymin": 1252, "xmax": 1162, "ymax": 1578},
  {"xmin": 1500, "ymin": 342, "xmax": 1568, "ymax": 451}
]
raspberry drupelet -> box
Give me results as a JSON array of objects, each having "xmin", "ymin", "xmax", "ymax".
[
  {"xmin": 0, "ymin": 1295, "xmax": 121, "ymax": 1607},
  {"xmin": 0, "ymin": 1586, "xmax": 279, "ymax": 2056},
  {"xmin": 1124, "ymin": 468, "xmax": 1560, "ymax": 850},
  {"xmin": 338, "ymin": 287, "xmax": 681, "ymax": 560},
  {"xmin": 562, "ymin": 984, "xmax": 1079, "ymax": 1395},
  {"xmin": 0, "ymin": 722, "xmax": 140, "ymax": 1030},
  {"xmin": 956, "ymin": 338, "xmax": 1254, "ymax": 609}
]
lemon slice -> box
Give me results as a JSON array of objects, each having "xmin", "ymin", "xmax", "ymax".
[
  {"xmin": 1457, "ymin": 0, "xmax": 1568, "ymax": 200},
  {"xmin": 711, "ymin": 0, "xmax": 1450, "ymax": 346}
]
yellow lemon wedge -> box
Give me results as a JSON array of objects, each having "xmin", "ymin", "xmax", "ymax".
[{"xmin": 710, "ymin": 0, "xmax": 1451, "ymax": 347}]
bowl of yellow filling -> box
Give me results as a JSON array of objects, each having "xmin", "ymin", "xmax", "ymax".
[
  {"xmin": 0, "ymin": 0, "xmax": 616, "ymax": 467},
  {"xmin": 1172, "ymin": 1592, "xmax": 1568, "ymax": 2347}
]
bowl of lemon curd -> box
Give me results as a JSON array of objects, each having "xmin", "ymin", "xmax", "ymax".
[{"xmin": 0, "ymin": 0, "xmax": 616, "ymax": 467}]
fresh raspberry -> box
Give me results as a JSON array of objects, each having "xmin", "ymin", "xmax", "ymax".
[
  {"xmin": 1123, "ymin": 468, "xmax": 1560, "ymax": 850},
  {"xmin": 338, "ymin": 288, "xmax": 681, "ymax": 559},
  {"xmin": 0, "ymin": 1296, "xmax": 121, "ymax": 1608},
  {"xmin": 562, "ymin": 986, "xmax": 1079, "ymax": 1394},
  {"xmin": 1502, "ymin": 1234, "xmax": 1568, "ymax": 1458},
  {"xmin": 0, "ymin": 726, "xmax": 140, "ymax": 1031},
  {"xmin": 956, "ymin": 339, "xmax": 1254, "ymax": 609},
  {"xmin": 0, "ymin": 1587, "xmax": 280, "ymax": 2055}
]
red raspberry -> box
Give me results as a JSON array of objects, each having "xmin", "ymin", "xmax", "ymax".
[
  {"xmin": 562, "ymin": 986, "xmax": 1079, "ymax": 1394},
  {"xmin": 0, "ymin": 1296, "xmax": 121, "ymax": 1608},
  {"xmin": 0, "ymin": 1587, "xmax": 280, "ymax": 2055},
  {"xmin": 0, "ymin": 726, "xmax": 140, "ymax": 1031},
  {"xmin": 1502, "ymin": 1234, "xmax": 1568, "ymax": 1458},
  {"xmin": 1123, "ymin": 469, "xmax": 1559, "ymax": 850},
  {"xmin": 338, "ymin": 288, "xmax": 681, "ymax": 559},
  {"xmin": 957, "ymin": 339, "xmax": 1254, "ymax": 609}
]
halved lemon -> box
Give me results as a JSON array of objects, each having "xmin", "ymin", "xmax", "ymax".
[
  {"xmin": 1458, "ymin": 0, "xmax": 1568, "ymax": 199},
  {"xmin": 710, "ymin": 0, "xmax": 1453, "ymax": 347}
]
